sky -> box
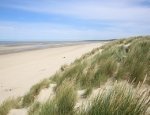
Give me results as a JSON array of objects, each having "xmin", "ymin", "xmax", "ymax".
[{"xmin": 0, "ymin": 0, "xmax": 150, "ymax": 41}]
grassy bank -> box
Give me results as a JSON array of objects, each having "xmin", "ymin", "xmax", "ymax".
[{"xmin": 52, "ymin": 36, "xmax": 150, "ymax": 88}]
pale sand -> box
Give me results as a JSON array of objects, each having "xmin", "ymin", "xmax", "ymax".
[
  {"xmin": 0, "ymin": 42, "xmax": 105, "ymax": 103},
  {"xmin": 36, "ymin": 83, "xmax": 56, "ymax": 103},
  {"xmin": 8, "ymin": 108, "xmax": 27, "ymax": 115}
]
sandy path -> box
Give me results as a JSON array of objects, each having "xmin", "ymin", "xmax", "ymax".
[{"xmin": 0, "ymin": 42, "xmax": 105, "ymax": 103}]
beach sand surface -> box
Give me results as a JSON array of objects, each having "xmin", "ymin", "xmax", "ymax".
[{"xmin": 0, "ymin": 42, "xmax": 105, "ymax": 103}]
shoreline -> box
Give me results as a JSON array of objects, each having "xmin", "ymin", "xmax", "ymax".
[{"xmin": 0, "ymin": 41, "xmax": 105, "ymax": 55}]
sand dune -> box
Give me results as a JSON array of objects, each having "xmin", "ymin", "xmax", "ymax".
[{"xmin": 0, "ymin": 42, "xmax": 104, "ymax": 103}]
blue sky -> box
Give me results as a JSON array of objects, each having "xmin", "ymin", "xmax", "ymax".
[{"xmin": 0, "ymin": 0, "xmax": 150, "ymax": 41}]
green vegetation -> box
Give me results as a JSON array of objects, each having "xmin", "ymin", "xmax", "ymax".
[
  {"xmin": 39, "ymin": 80, "xmax": 77, "ymax": 115},
  {"xmin": 28, "ymin": 102, "xmax": 41, "ymax": 115},
  {"xmin": 116, "ymin": 38, "xmax": 150, "ymax": 83},
  {"xmin": 22, "ymin": 79, "xmax": 50, "ymax": 107},
  {"xmin": 79, "ymin": 82, "xmax": 150, "ymax": 115},
  {"xmin": 0, "ymin": 98, "xmax": 20, "ymax": 115},
  {"xmin": 52, "ymin": 36, "xmax": 150, "ymax": 89},
  {"xmin": 81, "ymin": 87, "xmax": 92, "ymax": 98},
  {"xmin": 0, "ymin": 36, "xmax": 150, "ymax": 115}
]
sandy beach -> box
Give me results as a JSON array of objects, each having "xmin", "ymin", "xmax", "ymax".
[{"xmin": 0, "ymin": 42, "xmax": 105, "ymax": 103}]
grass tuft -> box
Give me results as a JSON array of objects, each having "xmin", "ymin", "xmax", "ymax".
[
  {"xmin": 22, "ymin": 79, "xmax": 50, "ymax": 107},
  {"xmin": 79, "ymin": 82, "xmax": 150, "ymax": 115},
  {"xmin": 28, "ymin": 102, "xmax": 41, "ymax": 115},
  {"xmin": 39, "ymin": 80, "xmax": 77, "ymax": 115},
  {"xmin": 0, "ymin": 98, "xmax": 20, "ymax": 115}
]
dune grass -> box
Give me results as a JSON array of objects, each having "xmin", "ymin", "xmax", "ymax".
[
  {"xmin": 48, "ymin": 37, "xmax": 150, "ymax": 115},
  {"xmin": 0, "ymin": 98, "xmax": 20, "ymax": 115},
  {"xmin": 32, "ymin": 81, "xmax": 150, "ymax": 115},
  {"xmin": 39, "ymin": 80, "xmax": 77, "ymax": 115},
  {"xmin": 116, "ymin": 38, "xmax": 150, "ymax": 83},
  {"xmin": 37, "ymin": 81, "xmax": 150, "ymax": 115},
  {"xmin": 0, "ymin": 79, "xmax": 50, "ymax": 115},
  {"xmin": 39, "ymin": 100, "xmax": 56, "ymax": 115},
  {"xmin": 78, "ymin": 82, "xmax": 150, "ymax": 115},
  {"xmin": 56, "ymin": 80, "xmax": 77, "ymax": 115},
  {"xmin": 28, "ymin": 102, "xmax": 41, "ymax": 115},
  {"xmin": 22, "ymin": 79, "xmax": 50, "ymax": 107},
  {"xmin": 51, "ymin": 36, "xmax": 150, "ymax": 90}
]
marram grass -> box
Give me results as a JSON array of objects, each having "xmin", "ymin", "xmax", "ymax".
[
  {"xmin": 31, "ymin": 81, "xmax": 150, "ymax": 115},
  {"xmin": 77, "ymin": 82, "xmax": 150, "ymax": 115},
  {"xmin": 52, "ymin": 36, "xmax": 150, "ymax": 88},
  {"xmin": 28, "ymin": 102, "xmax": 41, "ymax": 115},
  {"xmin": 22, "ymin": 79, "xmax": 50, "ymax": 107},
  {"xmin": 0, "ymin": 98, "xmax": 20, "ymax": 115},
  {"xmin": 39, "ymin": 80, "xmax": 77, "ymax": 115}
]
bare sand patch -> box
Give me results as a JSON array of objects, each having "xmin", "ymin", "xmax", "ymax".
[{"xmin": 8, "ymin": 108, "xmax": 27, "ymax": 115}]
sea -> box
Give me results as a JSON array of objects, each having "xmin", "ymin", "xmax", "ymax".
[{"xmin": 0, "ymin": 41, "xmax": 103, "ymax": 55}]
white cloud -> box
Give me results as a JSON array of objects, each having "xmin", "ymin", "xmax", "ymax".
[{"xmin": 4, "ymin": 0, "xmax": 149, "ymax": 23}]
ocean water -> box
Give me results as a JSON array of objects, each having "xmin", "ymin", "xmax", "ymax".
[{"xmin": 0, "ymin": 41, "xmax": 101, "ymax": 55}]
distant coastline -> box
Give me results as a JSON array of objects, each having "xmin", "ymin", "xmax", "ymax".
[{"xmin": 0, "ymin": 40, "xmax": 107, "ymax": 55}]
